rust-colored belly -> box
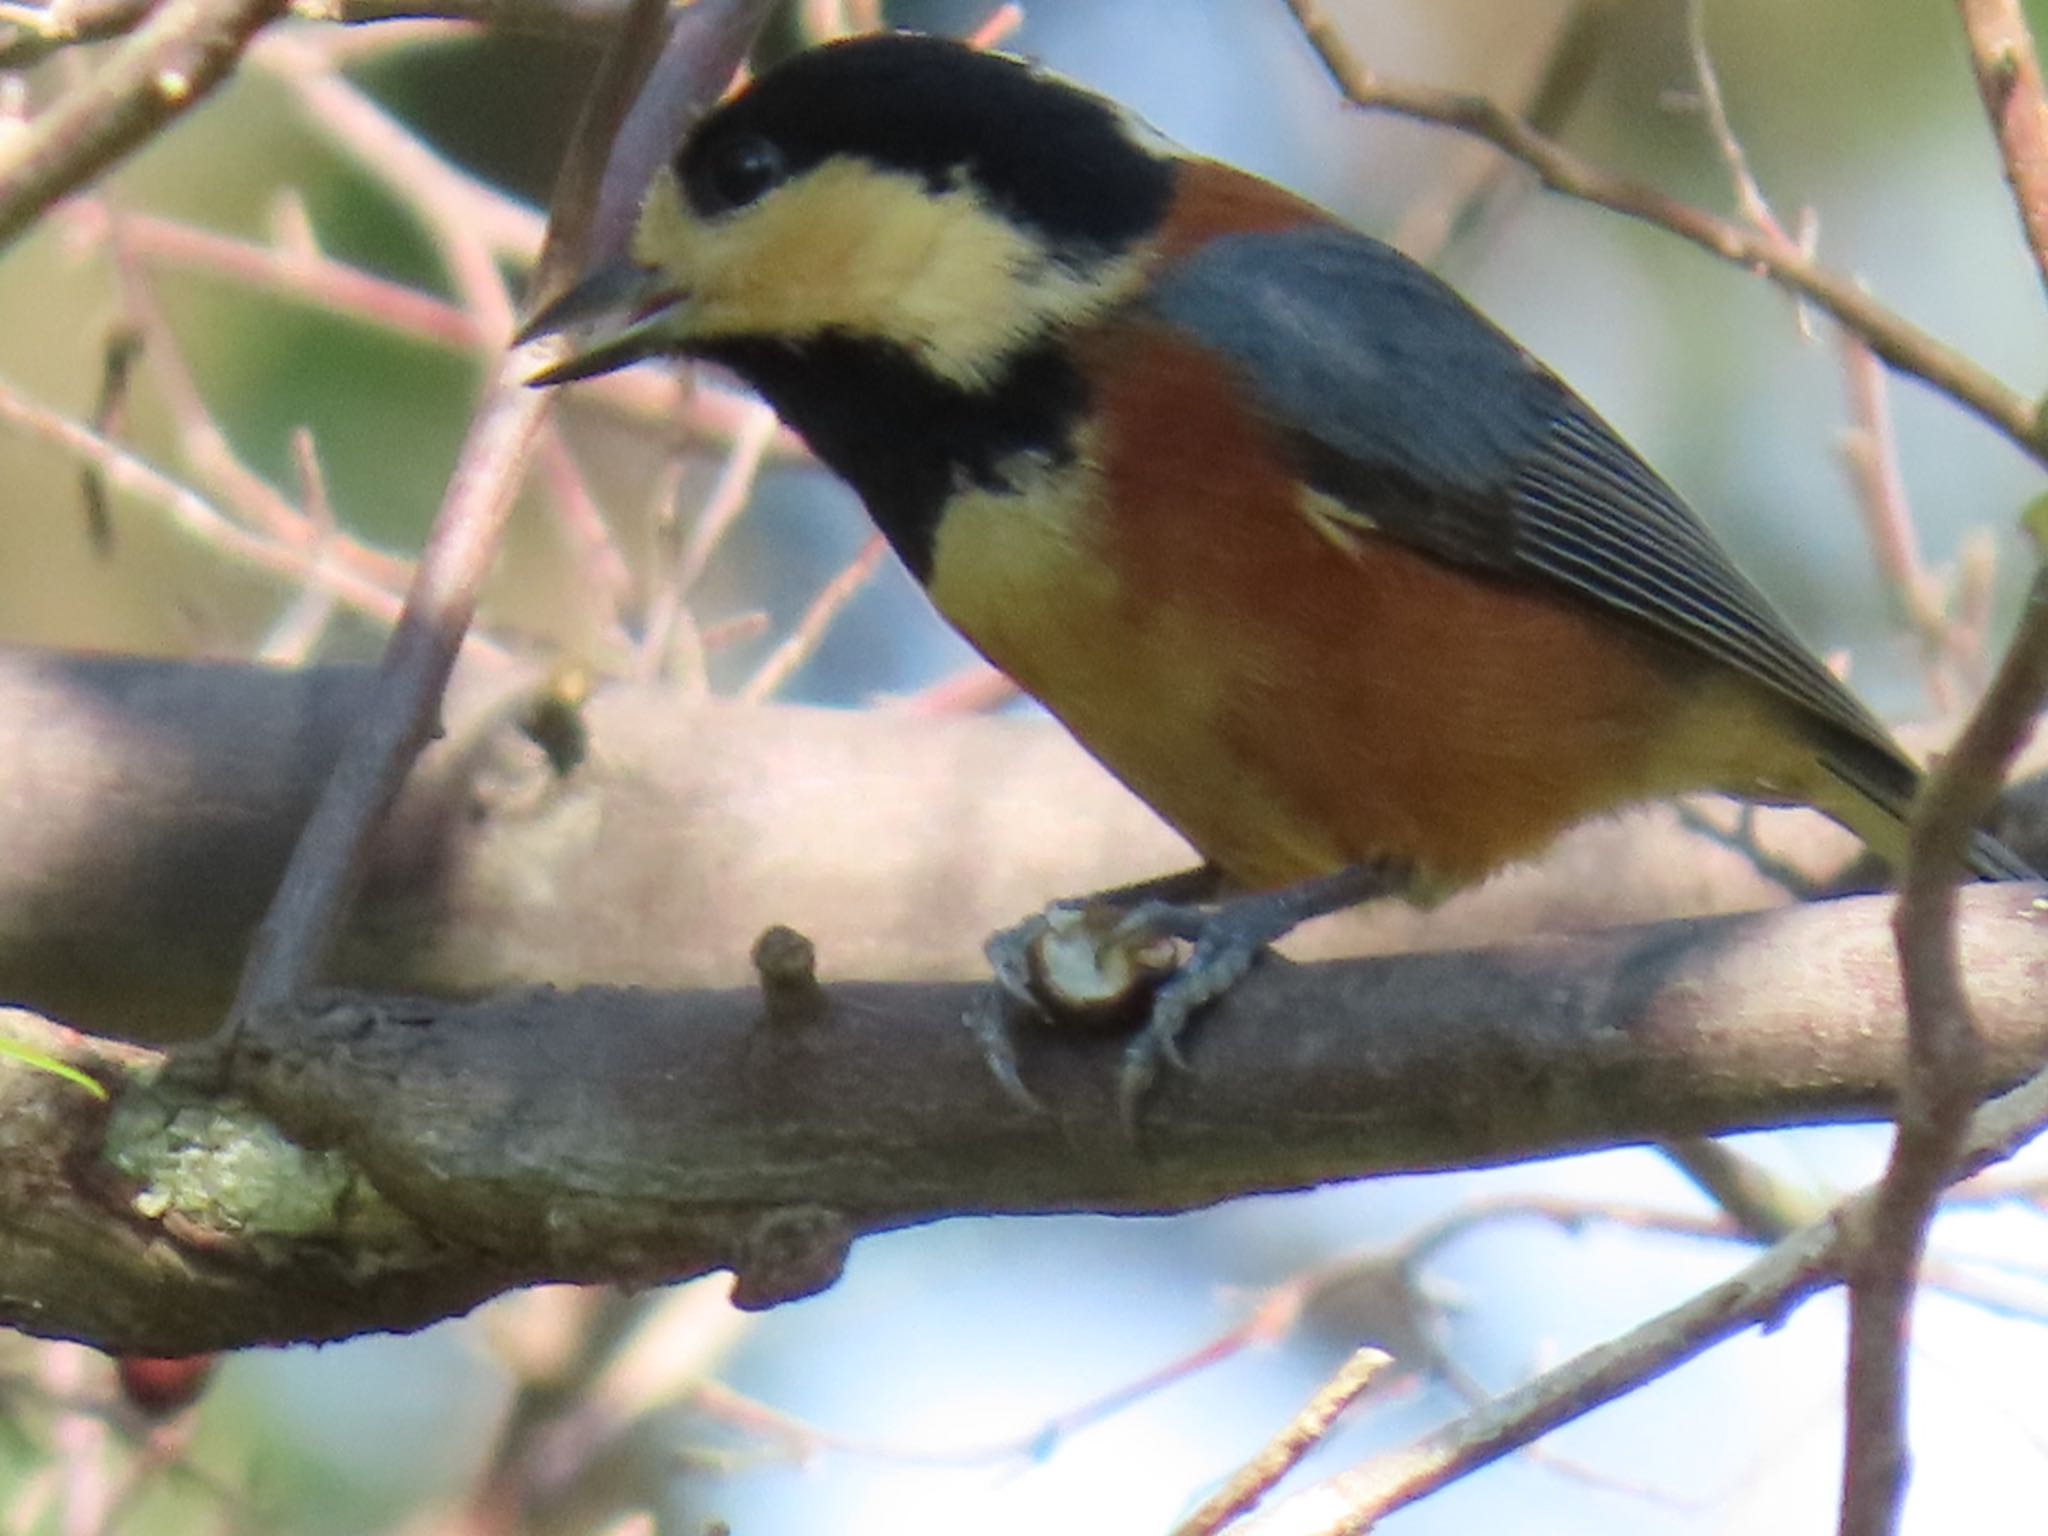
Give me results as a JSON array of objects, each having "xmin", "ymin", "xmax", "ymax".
[{"xmin": 925, "ymin": 321, "xmax": 1795, "ymax": 893}]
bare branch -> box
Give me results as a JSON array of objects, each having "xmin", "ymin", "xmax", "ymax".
[
  {"xmin": 1955, "ymin": 0, "xmax": 2048, "ymax": 301},
  {"xmin": 1279, "ymin": 0, "xmax": 2048, "ymax": 466},
  {"xmin": 1387, "ymin": 0, "xmax": 1617, "ymax": 263},
  {"xmin": 62, "ymin": 200, "xmax": 485, "ymax": 347},
  {"xmin": 739, "ymin": 534, "xmax": 886, "ymax": 702},
  {"xmin": 521, "ymin": 0, "xmax": 671, "ymax": 311},
  {"xmin": 0, "ymin": 0, "xmax": 648, "ymax": 62},
  {"xmin": 522, "ymin": 0, "xmax": 772, "ymax": 313},
  {"xmin": 1241, "ymin": 1063, "xmax": 2048, "ymax": 1536},
  {"xmin": 0, "ymin": 0, "xmax": 291, "ymax": 250},
  {"xmin": 6, "ymin": 879, "xmax": 2048, "ymax": 1355},
  {"xmin": 1836, "ymin": 331, "xmax": 1965, "ymax": 710},
  {"xmin": 227, "ymin": 354, "xmax": 549, "ymax": 1018},
  {"xmin": 1170, "ymin": 1348, "xmax": 1394, "ymax": 1536},
  {"xmin": 290, "ymin": 0, "xmax": 626, "ymax": 38},
  {"xmin": 1656, "ymin": 1135, "xmax": 1822, "ymax": 1241},
  {"xmin": 12, "ymin": 647, "xmax": 1991, "ymax": 1041},
  {"xmin": 1841, "ymin": 560, "xmax": 2048, "ymax": 1536},
  {"xmin": 0, "ymin": 376, "xmax": 440, "ymax": 634},
  {"xmin": 252, "ymin": 30, "xmax": 545, "ymax": 262},
  {"xmin": 0, "ymin": 0, "xmax": 157, "ymax": 59},
  {"xmin": 1680, "ymin": 0, "xmax": 1807, "ymax": 278}
]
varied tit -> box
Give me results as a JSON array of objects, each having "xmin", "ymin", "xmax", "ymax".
[{"xmin": 525, "ymin": 32, "xmax": 2033, "ymax": 1117}]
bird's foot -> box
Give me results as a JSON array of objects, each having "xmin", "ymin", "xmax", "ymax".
[
  {"xmin": 971, "ymin": 863, "xmax": 1408, "ymax": 1130},
  {"xmin": 1106, "ymin": 895, "xmax": 1272, "ymax": 1131},
  {"xmin": 969, "ymin": 901, "xmax": 1181, "ymax": 1113}
]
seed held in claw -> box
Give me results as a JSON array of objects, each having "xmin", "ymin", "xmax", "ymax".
[{"xmin": 1024, "ymin": 905, "xmax": 1182, "ymax": 1029}]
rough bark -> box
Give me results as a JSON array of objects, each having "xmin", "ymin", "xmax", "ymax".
[
  {"xmin": 4, "ymin": 882, "xmax": 2046, "ymax": 1352},
  {"xmin": 0, "ymin": 645, "xmax": 1879, "ymax": 1041}
]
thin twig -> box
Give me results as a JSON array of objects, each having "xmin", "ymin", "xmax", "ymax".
[
  {"xmin": 1657, "ymin": 1136, "xmax": 1822, "ymax": 1241},
  {"xmin": 255, "ymin": 26, "xmax": 656, "ymax": 661},
  {"xmin": 632, "ymin": 454, "xmax": 700, "ymax": 683},
  {"xmin": 1170, "ymin": 1349, "xmax": 1394, "ymax": 1536},
  {"xmin": 298, "ymin": 16, "xmax": 638, "ymax": 636},
  {"xmin": 1955, "ymin": 0, "xmax": 2048, "ymax": 302},
  {"xmin": 962, "ymin": 3, "xmax": 1022, "ymax": 51},
  {"xmin": 63, "ymin": 199, "xmax": 743, "ymax": 446},
  {"xmin": 1685, "ymin": 3, "xmax": 1978, "ymax": 717},
  {"xmin": 672, "ymin": 398, "xmax": 778, "ymax": 595},
  {"xmin": 1389, "ymin": 0, "xmax": 1615, "ymax": 263},
  {"xmin": 286, "ymin": 0, "xmax": 629, "ymax": 38},
  {"xmin": 298, "ymin": 15, "xmax": 474, "ymax": 61},
  {"xmin": 522, "ymin": 0, "xmax": 777, "ymax": 329},
  {"xmin": 60, "ymin": 201, "xmax": 485, "ymax": 350},
  {"xmin": 889, "ymin": 665, "xmax": 1019, "ymax": 715},
  {"xmin": 1279, "ymin": 0, "xmax": 2048, "ymax": 466},
  {"xmin": 1236, "ymin": 1063, "xmax": 2048, "ymax": 1536},
  {"xmin": 1953, "ymin": 530, "xmax": 2001, "ymax": 685},
  {"xmin": 1682, "ymin": 0, "xmax": 1799, "ymax": 251},
  {"xmin": 508, "ymin": 0, "xmax": 665, "ymax": 315},
  {"xmin": 47, "ymin": 1347, "xmax": 111, "ymax": 1536},
  {"xmin": 738, "ymin": 534, "xmax": 887, "ymax": 702},
  {"xmin": 0, "ymin": 375, "xmax": 442, "ymax": 635},
  {"xmin": 255, "ymin": 29, "xmax": 522, "ymax": 328},
  {"xmin": 253, "ymin": 29, "xmax": 546, "ymax": 263},
  {"xmin": 257, "ymin": 428, "xmax": 343, "ymax": 662},
  {"xmin": 0, "ymin": 0, "xmax": 292, "ymax": 250},
  {"xmin": 0, "ymin": 0, "xmax": 153, "ymax": 62},
  {"xmin": 100, "ymin": 207, "xmax": 353, "ymax": 554},
  {"xmin": 1836, "ymin": 330, "xmax": 1963, "ymax": 710},
  {"xmin": 534, "ymin": 425, "xmax": 636, "ymax": 644},
  {"xmin": 1840, "ymin": 559, "xmax": 2048, "ymax": 1536},
  {"xmin": 697, "ymin": 609, "xmax": 768, "ymax": 652},
  {"xmin": 227, "ymin": 349, "xmax": 550, "ymax": 1020},
  {"xmin": 76, "ymin": 322, "xmax": 143, "ymax": 559},
  {"xmin": 86, "ymin": 204, "xmax": 432, "ymax": 614},
  {"xmin": 468, "ymin": 1288, "xmax": 751, "ymax": 1527},
  {"xmin": 1680, "ymin": 0, "xmax": 1820, "ymax": 342},
  {"xmin": 690, "ymin": 1196, "xmax": 1760, "ymax": 1495}
]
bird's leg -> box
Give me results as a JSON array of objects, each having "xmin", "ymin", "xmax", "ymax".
[
  {"xmin": 1109, "ymin": 862, "xmax": 1409, "ymax": 1130},
  {"xmin": 969, "ymin": 864, "xmax": 1224, "ymax": 1111}
]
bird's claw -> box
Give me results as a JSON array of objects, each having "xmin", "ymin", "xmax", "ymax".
[
  {"xmin": 1112, "ymin": 923, "xmax": 1266, "ymax": 1131},
  {"xmin": 970, "ymin": 900, "xmax": 1183, "ymax": 1114},
  {"xmin": 969, "ymin": 865, "xmax": 1399, "ymax": 1129},
  {"xmin": 965, "ymin": 985, "xmax": 1046, "ymax": 1114}
]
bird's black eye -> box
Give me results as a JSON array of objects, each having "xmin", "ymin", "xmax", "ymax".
[{"xmin": 688, "ymin": 132, "xmax": 790, "ymax": 215}]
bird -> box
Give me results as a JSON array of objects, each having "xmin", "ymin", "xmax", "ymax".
[{"xmin": 521, "ymin": 30, "xmax": 2033, "ymax": 1120}]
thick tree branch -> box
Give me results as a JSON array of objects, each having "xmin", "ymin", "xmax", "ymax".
[
  {"xmin": 1, "ymin": 881, "xmax": 2045, "ymax": 1355},
  {"xmin": 4, "ymin": 645, "xmax": 1932, "ymax": 1044}
]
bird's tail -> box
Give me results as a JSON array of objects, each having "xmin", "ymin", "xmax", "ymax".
[{"xmin": 1819, "ymin": 738, "xmax": 2037, "ymax": 882}]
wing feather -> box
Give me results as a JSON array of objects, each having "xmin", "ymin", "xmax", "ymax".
[{"xmin": 1143, "ymin": 223, "xmax": 1896, "ymax": 758}]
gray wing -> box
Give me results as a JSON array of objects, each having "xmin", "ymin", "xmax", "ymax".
[{"xmin": 1142, "ymin": 224, "xmax": 1897, "ymax": 760}]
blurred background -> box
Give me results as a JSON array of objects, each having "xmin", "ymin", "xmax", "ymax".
[{"xmin": 4, "ymin": 0, "xmax": 2048, "ymax": 1531}]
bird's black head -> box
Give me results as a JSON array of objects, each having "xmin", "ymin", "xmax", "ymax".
[
  {"xmin": 537, "ymin": 33, "xmax": 1180, "ymax": 392},
  {"xmin": 676, "ymin": 33, "xmax": 1176, "ymax": 255},
  {"xmin": 524, "ymin": 34, "xmax": 1182, "ymax": 577}
]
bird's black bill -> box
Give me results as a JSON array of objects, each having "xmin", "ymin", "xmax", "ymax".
[
  {"xmin": 525, "ymin": 321, "xmax": 674, "ymax": 387},
  {"xmin": 516, "ymin": 261, "xmax": 658, "ymax": 345},
  {"xmin": 516, "ymin": 262, "xmax": 684, "ymax": 387}
]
